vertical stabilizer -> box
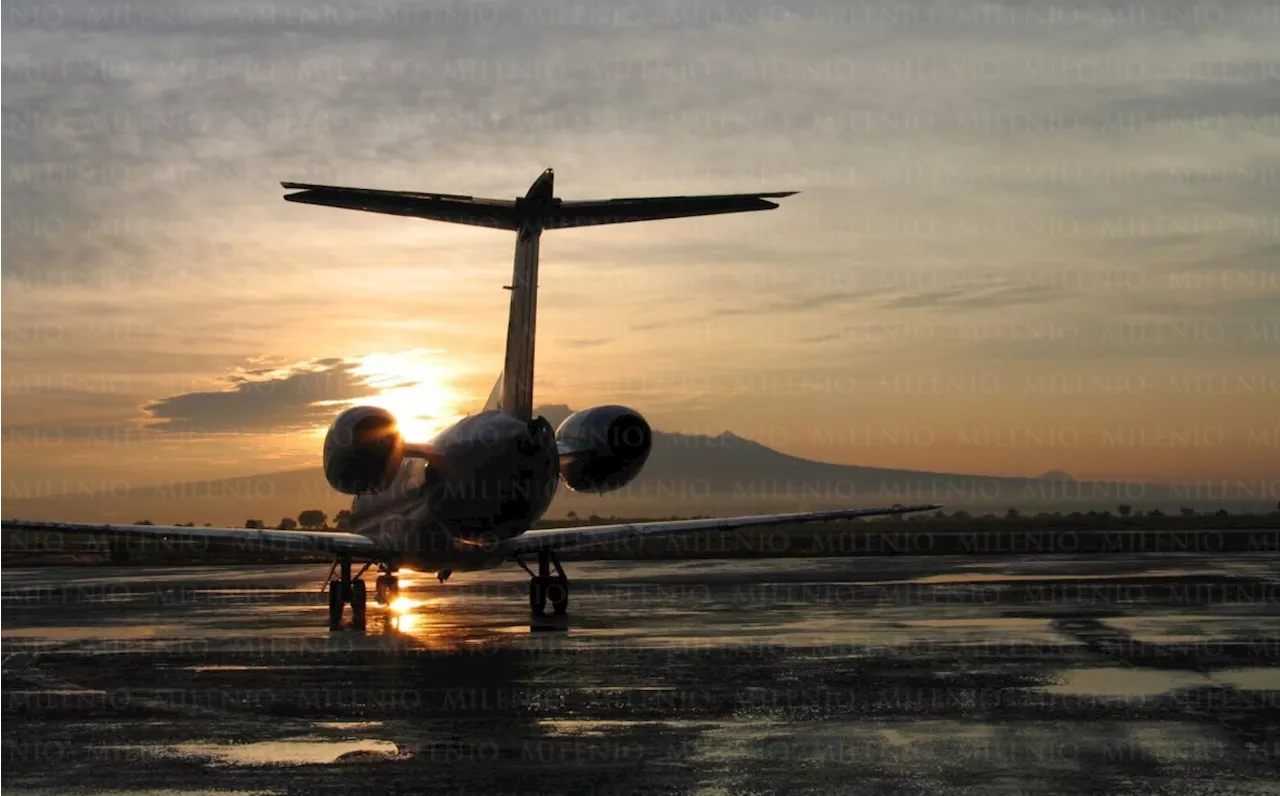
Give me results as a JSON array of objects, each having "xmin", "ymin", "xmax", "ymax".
[{"xmin": 499, "ymin": 169, "xmax": 554, "ymax": 420}]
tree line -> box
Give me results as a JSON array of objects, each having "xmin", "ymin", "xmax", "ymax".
[{"xmin": 133, "ymin": 510, "xmax": 353, "ymax": 531}]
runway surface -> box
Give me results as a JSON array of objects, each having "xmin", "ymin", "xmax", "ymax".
[{"xmin": 4, "ymin": 552, "xmax": 1280, "ymax": 795}]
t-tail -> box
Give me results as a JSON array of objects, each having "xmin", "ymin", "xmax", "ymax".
[{"xmin": 282, "ymin": 168, "xmax": 797, "ymax": 420}]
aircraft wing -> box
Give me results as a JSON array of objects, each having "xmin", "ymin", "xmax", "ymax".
[
  {"xmin": 501, "ymin": 504, "xmax": 941, "ymax": 554},
  {"xmin": 280, "ymin": 182, "xmax": 519, "ymax": 230},
  {"xmin": 1, "ymin": 519, "xmax": 379, "ymax": 558},
  {"xmin": 546, "ymin": 192, "xmax": 798, "ymax": 229}
]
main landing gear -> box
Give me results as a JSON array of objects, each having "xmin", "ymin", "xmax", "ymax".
[
  {"xmin": 326, "ymin": 556, "xmax": 400, "ymax": 631},
  {"xmin": 326, "ymin": 554, "xmax": 369, "ymax": 631},
  {"xmin": 518, "ymin": 548, "xmax": 569, "ymax": 616}
]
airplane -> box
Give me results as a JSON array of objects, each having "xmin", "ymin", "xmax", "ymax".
[{"xmin": 2, "ymin": 169, "xmax": 941, "ymax": 631}]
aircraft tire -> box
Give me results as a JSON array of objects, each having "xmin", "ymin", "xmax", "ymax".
[
  {"xmin": 351, "ymin": 580, "xmax": 367, "ymax": 632},
  {"xmin": 328, "ymin": 581, "xmax": 343, "ymax": 631},
  {"xmin": 529, "ymin": 578, "xmax": 547, "ymax": 615},
  {"xmin": 548, "ymin": 577, "xmax": 569, "ymax": 615}
]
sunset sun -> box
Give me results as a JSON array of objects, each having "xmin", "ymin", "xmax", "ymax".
[{"xmin": 348, "ymin": 349, "xmax": 468, "ymax": 442}]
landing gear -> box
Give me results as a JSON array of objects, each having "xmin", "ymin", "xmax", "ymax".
[
  {"xmin": 521, "ymin": 549, "xmax": 569, "ymax": 616},
  {"xmin": 375, "ymin": 574, "xmax": 400, "ymax": 605},
  {"xmin": 326, "ymin": 554, "xmax": 370, "ymax": 631}
]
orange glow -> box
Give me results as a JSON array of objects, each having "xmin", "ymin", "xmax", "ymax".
[
  {"xmin": 387, "ymin": 595, "xmax": 424, "ymax": 633},
  {"xmin": 310, "ymin": 350, "xmax": 470, "ymax": 442}
]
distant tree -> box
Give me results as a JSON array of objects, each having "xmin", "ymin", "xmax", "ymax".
[
  {"xmin": 1147, "ymin": 509, "xmax": 1164, "ymax": 518},
  {"xmin": 1117, "ymin": 505, "xmax": 1132, "ymax": 518},
  {"xmin": 279, "ymin": 517, "xmax": 298, "ymax": 530},
  {"xmin": 177, "ymin": 522, "xmax": 195, "ymax": 527},
  {"xmin": 566, "ymin": 510, "xmax": 578, "ymax": 520},
  {"xmin": 134, "ymin": 519, "xmax": 154, "ymax": 525},
  {"xmin": 588, "ymin": 514, "xmax": 601, "ymax": 523},
  {"xmin": 1214, "ymin": 508, "xmax": 1230, "ymax": 517},
  {"xmin": 1005, "ymin": 507, "xmax": 1021, "ymax": 520},
  {"xmin": 203, "ymin": 523, "xmax": 212, "ymax": 527},
  {"xmin": 245, "ymin": 519, "xmax": 265, "ymax": 529},
  {"xmin": 933, "ymin": 510, "xmax": 948, "ymax": 520},
  {"xmin": 298, "ymin": 510, "xmax": 327, "ymax": 529},
  {"xmin": 951, "ymin": 511, "xmax": 972, "ymax": 521},
  {"xmin": 1179, "ymin": 507, "xmax": 1197, "ymax": 518},
  {"xmin": 334, "ymin": 510, "xmax": 352, "ymax": 531}
]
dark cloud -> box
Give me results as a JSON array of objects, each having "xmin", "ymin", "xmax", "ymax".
[{"xmin": 143, "ymin": 359, "xmax": 376, "ymax": 433}]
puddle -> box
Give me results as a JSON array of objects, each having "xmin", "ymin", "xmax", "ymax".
[
  {"xmin": 1040, "ymin": 667, "xmax": 1210, "ymax": 697},
  {"xmin": 899, "ymin": 569, "xmax": 1206, "ymax": 586},
  {"xmin": 314, "ymin": 721, "xmax": 385, "ymax": 730},
  {"xmin": 127, "ymin": 737, "xmax": 403, "ymax": 766},
  {"xmin": 182, "ymin": 665, "xmax": 272, "ymax": 673},
  {"xmin": 538, "ymin": 719, "xmax": 658, "ymax": 737},
  {"xmin": 179, "ymin": 665, "xmax": 335, "ymax": 673},
  {"xmin": 1211, "ymin": 667, "xmax": 1280, "ymax": 690}
]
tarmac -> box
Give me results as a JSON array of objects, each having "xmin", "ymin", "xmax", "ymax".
[{"xmin": 3, "ymin": 549, "xmax": 1279, "ymax": 795}]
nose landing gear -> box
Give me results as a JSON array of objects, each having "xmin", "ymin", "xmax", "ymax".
[
  {"xmin": 374, "ymin": 573, "xmax": 400, "ymax": 605},
  {"xmin": 519, "ymin": 548, "xmax": 569, "ymax": 616}
]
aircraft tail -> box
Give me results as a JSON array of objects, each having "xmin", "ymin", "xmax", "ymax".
[{"xmin": 282, "ymin": 169, "xmax": 796, "ymax": 421}]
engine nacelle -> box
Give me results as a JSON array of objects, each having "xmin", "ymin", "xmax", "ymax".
[
  {"xmin": 556, "ymin": 405, "xmax": 652, "ymax": 493},
  {"xmin": 323, "ymin": 406, "xmax": 404, "ymax": 495}
]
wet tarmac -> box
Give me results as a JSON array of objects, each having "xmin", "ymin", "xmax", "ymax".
[{"xmin": 3, "ymin": 552, "xmax": 1280, "ymax": 795}]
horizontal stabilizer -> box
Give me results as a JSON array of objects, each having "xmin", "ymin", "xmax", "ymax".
[
  {"xmin": 281, "ymin": 182, "xmax": 519, "ymax": 230},
  {"xmin": 281, "ymin": 180, "xmax": 796, "ymax": 230},
  {"xmin": 546, "ymin": 192, "xmax": 797, "ymax": 229}
]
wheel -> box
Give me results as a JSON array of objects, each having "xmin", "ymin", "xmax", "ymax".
[
  {"xmin": 351, "ymin": 580, "xmax": 367, "ymax": 632},
  {"xmin": 328, "ymin": 581, "xmax": 343, "ymax": 631},
  {"xmin": 547, "ymin": 577, "xmax": 569, "ymax": 615},
  {"xmin": 375, "ymin": 575, "xmax": 390, "ymax": 605},
  {"xmin": 529, "ymin": 578, "xmax": 547, "ymax": 616}
]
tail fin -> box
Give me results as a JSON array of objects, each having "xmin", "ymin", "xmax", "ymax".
[{"xmin": 498, "ymin": 169, "xmax": 554, "ymax": 420}]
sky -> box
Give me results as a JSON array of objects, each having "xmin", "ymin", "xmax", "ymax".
[{"xmin": 3, "ymin": 0, "xmax": 1278, "ymax": 503}]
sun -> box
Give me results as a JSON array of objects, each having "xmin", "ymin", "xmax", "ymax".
[{"xmin": 347, "ymin": 349, "xmax": 469, "ymax": 442}]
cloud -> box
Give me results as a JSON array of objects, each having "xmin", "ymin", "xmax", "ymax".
[
  {"xmin": 881, "ymin": 284, "xmax": 1061, "ymax": 310},
  {"xmin": 143, "ymin": 358, "xmax": 376, "ymax": 433}
]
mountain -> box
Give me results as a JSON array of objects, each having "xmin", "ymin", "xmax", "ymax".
[
  {"xmin": 4, "ymin": 407, "xmax": 1268, "ymax": 525},
  {"xmin": 1038, "ymin": 470, "xmax": 1077, "ymax": 482}
]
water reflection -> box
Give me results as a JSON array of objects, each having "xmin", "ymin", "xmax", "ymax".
[
  {"xmin": 370, "ymin": 586, "xmax": 534, "ymax": 650},
  {"xmin": 387, "ymin": 595, "xmax": 426, "ymax": 634}
]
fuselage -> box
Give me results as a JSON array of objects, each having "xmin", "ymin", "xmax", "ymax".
[{"xmin": 347, "ymin": 410, "xmax": 559, "ymax": 571}]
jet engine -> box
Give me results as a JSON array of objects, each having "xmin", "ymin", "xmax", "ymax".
[
  {"xmin": 323, "ymin": 406, "xmax": 404, "ymax": 495},
  {"xmin": 556, "ymin": 405, "xmax": 652, "ymax": 493}
]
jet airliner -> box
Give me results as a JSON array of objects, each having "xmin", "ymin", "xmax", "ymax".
[{"xmin": 3, "ymin": 169, "xmax": 939, "ymax": 630}]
